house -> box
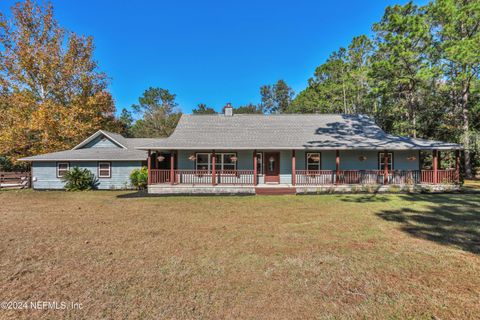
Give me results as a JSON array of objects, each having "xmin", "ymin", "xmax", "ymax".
[
  {"xmin": 19, "ymin": 131, "xmax": 159, "ymax": 189},
  {"xmin": 20, "ymin": 105, "xmax": 462, "ymax": 193},
  {"xmin": 137, "ymin": 105, "xmax": 462, "ymax": 195}
]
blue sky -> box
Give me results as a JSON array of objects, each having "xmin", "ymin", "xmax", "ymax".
[{"xmin": 0, "ymin": 0, "xmax": 428, "ymax": 114}]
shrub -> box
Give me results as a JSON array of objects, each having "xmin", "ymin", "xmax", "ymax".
[
  {"xmin": 130, "ymin": 167, "xmax": 148, "ymax": 189},
  {"xmin": 62, "ymin": 167, "xmax": 97, "ymax": 191},
  {"xmin": 0, "ymin": 156, "xmax": 29, "ymax": 172}
]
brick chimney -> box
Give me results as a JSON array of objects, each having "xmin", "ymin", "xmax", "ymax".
[{"xmin": 224, "ymin": 103, "xmax": 233, "ymax": 116}]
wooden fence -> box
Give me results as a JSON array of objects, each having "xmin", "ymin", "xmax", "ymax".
[{"xmin": 0, "ymin": 171, "xmax": 31, "ymax": 189}]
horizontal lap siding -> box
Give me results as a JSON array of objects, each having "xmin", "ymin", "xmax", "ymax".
[
  {"xmin": 95, "ymin": 161, "xmax": 142, "ymax": 189},
  {"xmin": 339, "ymin": 151, "xmax": 380, "ymax": 170},
  {"xmin": 177, "ymin": 150, "xmax": 194, "ymax": 169},
  {"xmin": 241, "ymin": 150, "xmax": 292, "ymax": 184},
  {"xmin": 32, "ymin": 161, "xmax": 142, "ymax": 190},
  {"xmin": 83, "ymin": 136, "xmax": 122, "ymax": 148},
  {"xmin": 295, "ymin": 150, "xmax": 336, "ymax": 170},
  {"xmin": 279, "ymin": 151, "xmax": 292, "ymax": 184},
  {"xmin": 177, "ymin": 150, "xmax": 254, "ymax": 170},
  {"xmin": 168, "ymin": 150, "xmax": 421, "ymax": 185},
  {"xmin": 32, "ymin": 162, "xmax": 65, "ymax": 189},
  {"xmin": 393, "ymin": 150, "xmax": 420, "ymax": 170},
  {"xmin": 295, "ymin": 150, "xmax": 419, "ymax": 171}
]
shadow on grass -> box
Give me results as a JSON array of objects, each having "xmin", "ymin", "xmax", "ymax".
[
  {"xmin": 116, "ymin": 191, "xmax": 254, "ymax": 198},
  {"xmin": 339, "ymin": 194, "xmax": 392, "ymax": 203},
  {"xmin": 461, "ymin": 179, "xmax": 480, "ymax": 194},
  {"xmin": 117, "ymin": 190, "xmax": 153, "ymax": 198},
  {"xmin": 374, "ymin": 193, "xmax": 480, "ymax": 254}
]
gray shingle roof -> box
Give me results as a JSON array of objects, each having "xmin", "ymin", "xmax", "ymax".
[
  {"xmin": 136, "ymin": 114, "xmax": 461, "ymax": 150},
  {"xmin": 19, "ymin": 114, "xmax": 462, "ymax": 162},
  {"xmin": 19, "ymin": 131, "xmax": 164, "ymax": 162},
  {"xmin": 124, "ymin": 138, "xmax": 162, "ymax": 148},
  {"xmin": 19, "ymin": 148, "xmax": 148, "ymax": 161}
]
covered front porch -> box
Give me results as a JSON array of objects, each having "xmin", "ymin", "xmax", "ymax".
[{"xmin": 145, "ymin": 149, "xmax": 461, "ymax": 194}]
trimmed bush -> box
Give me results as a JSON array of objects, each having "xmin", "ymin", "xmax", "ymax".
[
  {"xmin": 130, "ymin": 167, "xmax": 148, "ymax": 189},
  {"xmin": 62, "ymin": 167, "xmax": 97, "ymax": 191}
]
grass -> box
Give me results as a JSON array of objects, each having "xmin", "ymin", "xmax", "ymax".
[
  {"xmin": 0, "ymin": 190, "xmax": 479, "ymax": 319},
  {"xmin": 462, "ymin": 179, "xmax": 480, "ymax": 192}
]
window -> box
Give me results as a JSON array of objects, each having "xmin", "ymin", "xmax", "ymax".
[
  {"xmin": 221, "ymin": 153, "xmax": 236, "ymax": 171},
  {"xmin": 378, "ymin": 152, "xmax": 393, "ymax": 170},
  {"xmin": 98, "ymin": 162, "xmax": 111, "ymax": 178},
  {"xmin": 196, "ymin": 153, "xmax": 210, "ymax": 170},
  {"xmin": 306, "ymin": 153, "xmax": 321, "ymax": 171},
  {"xmin": 195, "ymin": 153, "xmax": 237, "ymax": 171},
  {"xmin": 268, "ymin": 155, "xmax": 276, "ymax": 172},
  {"xmin": 57, "ymin": 162, "xmax": 69, "ymax": 178},
  {"xmin": 256, "ymin": 152, "xmax": 263, "ymax": 174}
]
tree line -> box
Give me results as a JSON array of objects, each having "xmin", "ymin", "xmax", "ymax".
[
  {"xmin": 289, "ymin": 0, "xmax": 480, "ymax": 177},
  {"xmin": 116, "ymin": 78, "xmax": 296, "ymax": 138},
  {"xmin": 1, "ymin": 0, "xmax": 479, "ymax": 177},
  {"xmin": 0, "ymin": 0, "xmax": 117, "ymax": 169}
]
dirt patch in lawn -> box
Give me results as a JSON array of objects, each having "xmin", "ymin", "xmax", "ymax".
[{"xmin": 0, "ymin": 191, "xmax": 479, "ymax": 319}]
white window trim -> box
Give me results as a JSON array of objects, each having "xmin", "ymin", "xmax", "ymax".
[
  {"xmin": 195, "ymin": 153, "xmax": 237, "ymax": 171},
  {"xmin": 57, "ymin": 162, "xmax": 69, "ymax": 178},
  {"xmin": 379, "ymin": 152, "xmax": 394, "ymax": 170},
  {"xmin": 306, "ymin": 152, "xmax": 321, "ymax": 171},
  {"xmin": 195, "ymin": 153, "xmax": 211, "ymax": 171},
  {"xmin": 256, "ymin": 152, "xmax": 264, "ymax": 175},
  {"xmin": 217, "ymin": 153, "xmax": 236, "ymax": 171},
  {"xmin": 98, "ymin": 162, "xmax": 111, "ymax": 178}
]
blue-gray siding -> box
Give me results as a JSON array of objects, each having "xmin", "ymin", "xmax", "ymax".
[
  {"xmin": 83, "ymin": 136, "xmax": 123, "ymax": 148},
  {"xmin": 294, "ymin": 150, "xmax": 420, "ymax": 170},
  {"xmin": 31, "ymin": 150, "xmax": 420, "ymax": 189},
  {"xmin": 176, "ymin": 149, "xmax": 420, "ymax": 184},
  {"xmin": 32, "ymin": 161, "xmax": 142, "ymax": 189}
]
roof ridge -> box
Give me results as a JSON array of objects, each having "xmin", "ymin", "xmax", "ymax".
[
  {"xmin": 126, "ymin": 137, "xmax": 167, "ymax": 139},
  {"xmin": 184, "ymin": 113, "xmax": 369, "ymax": 117},
  {"xmin": 99, "ymin": 129, "xmax": 125, "ymax": 137}
]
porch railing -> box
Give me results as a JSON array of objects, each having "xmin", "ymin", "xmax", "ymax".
[
  {"xmin": 150, "ymin": 169, "xmax": 171, "ymax": 184},
  {"xmin": 149, "ymin": 169, "xmax": 458, "ymax": 186},
  {"xmin": 296, "ymin": 170, "xmax": 334, "ymax": 185},
  {"xmin": 420, "ymin": 169, "xmax": 457, "ymax": 184},
  {"xmin": 175, "ymin": 170, "xmax": 212, "ymax": 184},
  {"xmin": 216, "ymin": 170, "xmax": 254, "ymax": 185},
  {"xmin": 295, "ymin": 169, "xmax": 457, "ymax": 186},
  {"xmin": 149, "ymin": 169, "xmax": 254, "ymax": 185}
]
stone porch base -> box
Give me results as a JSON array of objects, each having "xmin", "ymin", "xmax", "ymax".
[
  {"xmin": 148, "ymin": 184, "xmax": 460, "ymax": 195},
  {"xmin": 296, "ymin": 184, "xmax": 460, "ymax": 194},
  {"xmin": 148, "ymin": 184, "xmax": 256, "ymax": 195}
]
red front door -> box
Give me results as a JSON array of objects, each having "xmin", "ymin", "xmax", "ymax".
[{"xmin": 264, "ymin": 152, "xmax": 280, "ymax": 183}]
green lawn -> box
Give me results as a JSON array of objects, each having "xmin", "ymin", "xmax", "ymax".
[{"xmin": 0, "ymin": 190, "xmax": 479, "ymax": 319}]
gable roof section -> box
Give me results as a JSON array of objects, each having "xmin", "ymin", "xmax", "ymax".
[
  {"xmin": 19, "ymin": 132, "xmax": 166, "ymax": 162},
  {"xmin": 19, "ymin": 148, "xmax": 149, "ymax": 161},
  {"xmin": 136, "ymin": 114, "xmax": 461, "ymax": 150},
  {"xmin": 18, "ymin": 113, "xmax": 462, "ymax": 162},
  {"xmin": 73, "ymin": 130, "xmax": 128, "ymax": 149}
]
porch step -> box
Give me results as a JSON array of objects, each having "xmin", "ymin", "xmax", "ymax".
[{"xmin": 255, "ymin": 187, "xmax": 296, "ymax": 195}]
